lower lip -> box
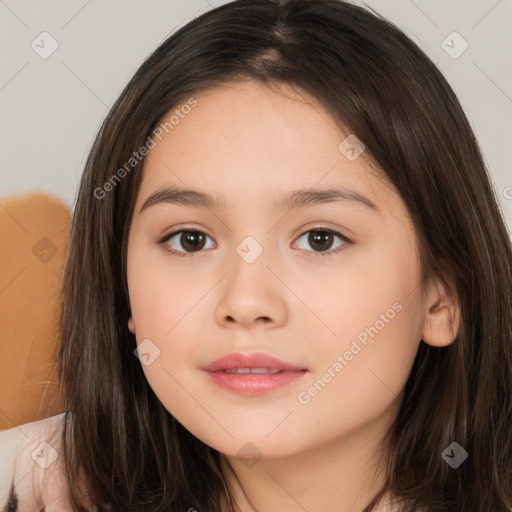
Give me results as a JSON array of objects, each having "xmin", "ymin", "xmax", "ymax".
[{"xmin": 203, "ymin": 370, "xmax": 308, "ymax": 395}]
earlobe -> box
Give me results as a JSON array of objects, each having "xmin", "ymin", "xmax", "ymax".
[{"xmin": 128, "ymin": 316, "xmax": 136, "ymax": 334}]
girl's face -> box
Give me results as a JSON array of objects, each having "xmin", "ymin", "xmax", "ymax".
[{"xmin": 126, "ymin": 80, "xmax": 451, "ymax": 461}]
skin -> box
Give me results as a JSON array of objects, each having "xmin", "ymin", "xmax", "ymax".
[{"xmin": 126, "ymin": 80, "xmax": 459, "ymax": 512}]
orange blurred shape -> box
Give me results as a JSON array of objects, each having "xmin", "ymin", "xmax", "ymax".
[{"xmin": 0, "ymin": 192, "xmax": 68, "ymax": 430}]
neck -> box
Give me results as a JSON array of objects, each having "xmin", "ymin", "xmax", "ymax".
[{"xmin": 219, "ymin": 399, "xmax": 399, "ymax": 512}]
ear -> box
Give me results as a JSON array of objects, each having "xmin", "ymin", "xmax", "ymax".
[
  {"xmin": 421, "ymin": 275, "xmax": 460, "ymax": 347},
  {"xmin": 128, "ymin": 316, "xmax": 136, "ymax": 334}
]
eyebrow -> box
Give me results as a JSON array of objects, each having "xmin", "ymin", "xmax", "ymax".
[{"xmin": 139, "ymin": 185, "xmax": 381, "ymax": 215}]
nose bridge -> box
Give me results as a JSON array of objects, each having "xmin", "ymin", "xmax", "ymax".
[
  {"xmin": 227, "ymin": 233, "xmax": 272, "ymax": 295},
  {"xmin": 215, "ymin": 232, "xmax": 286, "ymax": 326},
  {"xmin": 235, "ymin": 234, "xmax": 266, "ymax": 266}
]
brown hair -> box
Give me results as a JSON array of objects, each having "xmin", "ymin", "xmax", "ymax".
[{"xmin": 57, "ymin": 1, "xmax": 512, "ymax": 510}]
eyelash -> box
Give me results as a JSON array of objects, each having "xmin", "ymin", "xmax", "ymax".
[{"xmin": 157, "ymin": 226, "xmax": 353, "ymax": 258}]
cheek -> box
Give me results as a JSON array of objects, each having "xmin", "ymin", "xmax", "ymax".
[
  {"xmin": 312, "ymin": 248, "xmax": 421, "ymax": 352},
  {"xmin": 127, "ymin": 245, "xmax": 206, "ymax": 399},
  {"xmin": 293, "ymin": 292, "xmax": 422, "ymax": 443},
  {"xmin": 303, "ymin": 243, "xmax": 423, "ymax": 404},
  {"xmin": 128, "ymin": 242, "xmax": 200, "ymax": 335}
]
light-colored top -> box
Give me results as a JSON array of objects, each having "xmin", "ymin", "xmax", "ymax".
[{"xmin": 0, "ymin": 412, "xmax": 67, "ymax": 511}]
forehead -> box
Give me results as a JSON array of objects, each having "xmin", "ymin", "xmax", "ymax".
[{"xmin": 136, "ymin": 80, "xmax": 400, "ymax": 215}]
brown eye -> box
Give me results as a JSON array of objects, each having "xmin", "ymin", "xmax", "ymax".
[
  {"xmin": 159, "ymin": 229, "xmax": 215, "ymax": 256},
  {"xmin": 179, "ymin": 231, "xmax": 207, "ymax": 252},
  {"xmin": 307, "ymin": 231, "xmax": 336, "ymax": 251},
  {"xmin": 293, "ymin": 228, "xmax": 351, "ymax": 257}
]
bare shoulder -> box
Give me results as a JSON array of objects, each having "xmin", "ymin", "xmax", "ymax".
[{"xmin": 0, "ymin": 412, "xmax": 70, "ymax": 511}]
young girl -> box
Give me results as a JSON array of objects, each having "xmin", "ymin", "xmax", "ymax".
[{"xmin": 1, "ymin": 0, "xmax": 511, "ymax": 510}]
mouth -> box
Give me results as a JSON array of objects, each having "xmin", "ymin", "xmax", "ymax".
[
  {"xmin": 202, "ymin": 351, "xmax": 307, "ymax": 372},
  {"xmin": 203, "ymin": 369, "xmax": 308, "ymax": 395},
  {"xmin": 216, "ymin": 368, "xmax": 291, "ymax": 374},
  {"xmin": 201, "ymin": 352, "xmax": 308, "ymax": 395}
]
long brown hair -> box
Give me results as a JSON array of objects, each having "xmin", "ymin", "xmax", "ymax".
[{"xmin": 57, "ymin": 1, "xmax": 512, "ymax": 510}]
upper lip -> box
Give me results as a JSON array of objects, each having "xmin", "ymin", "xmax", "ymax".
[{"xmin": 202, "ymin": 352, "xmax": 307, "ymax": 372}]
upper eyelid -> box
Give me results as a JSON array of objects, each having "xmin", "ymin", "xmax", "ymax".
[
  {"xmin": 159, "ymin": 225, "xmax": 215, "ymax": 245},
  {"xmin": 296, "ymin": 225, "xmax": 345, "ymax": 236},
  {"xmin": 162, "ymin": 224, "xmax": 347, "ymax": 240}
]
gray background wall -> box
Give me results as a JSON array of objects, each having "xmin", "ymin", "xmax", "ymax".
[{"xmin": 1, "ymin": 0, "xmax": 511, "ymax": 234}]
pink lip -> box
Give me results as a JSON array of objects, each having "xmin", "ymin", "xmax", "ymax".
[
  {"xmin": 201, "ymin": 352, "xmax": 308, "ymax": 395},
  {"xmin": 201, "ymin": 352, "xmax": 307, "ymax": 372}
]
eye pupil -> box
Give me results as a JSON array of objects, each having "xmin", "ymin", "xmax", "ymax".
[
  {"xmin": 181, "ymin": 231, "xmax": 206, "ymax": 252},
  {"xmin": 309, "ymin": 231, "xmax": 333, "ymax": 252}
]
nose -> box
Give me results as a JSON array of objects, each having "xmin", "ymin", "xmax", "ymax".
[{"xmin": 214, "ymin": 244, "xmax": 288, "ymax": 330}]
